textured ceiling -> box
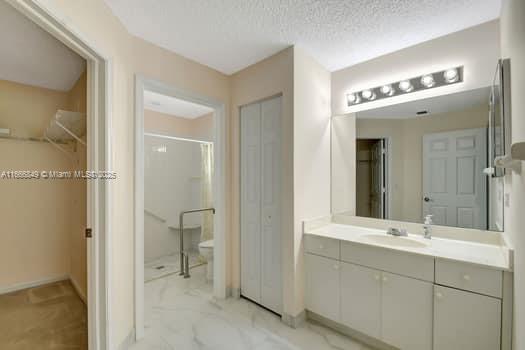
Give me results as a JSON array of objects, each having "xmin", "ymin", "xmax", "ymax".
[
  {"xmin": 104, "ymin": 0, "xmax": 501, "ymax": 74},
  {"xmin": 144, "ymin": 90, "xmax": 214, "ymax": 119},
  {"xmin": 0, "ymin": 1, "xmax": 85, "ymax": 91}
]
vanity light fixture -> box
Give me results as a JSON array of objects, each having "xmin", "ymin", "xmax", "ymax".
[
  {"xmin": 444, "ymin": 68, "xmax": 459, "ymax": 83},
  {"xmin": 398, "ymin": 80, "xmax": 413, "ymax": 92},
  {"xmin": 346, "ymin": 66, "xmax": 463, "ymax": 106},
  {"xmin": 380, "ymin": 84, "xmax": 394, "ymax": 96},
  {"xmin": 421, "ymin": 74, "xmax": 435, "ymax": 88},
  {"xmin": 362, "ymin": 89, "xmax": 376, "ymax": 100},
  {"xmin": 347, "ymin": 93, "xmax": 360, "ymax": 105}
]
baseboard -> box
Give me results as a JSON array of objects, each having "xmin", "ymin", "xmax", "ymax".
[
  {"xmin": 228, "ymin": 287, "xmax": 241, "ymax": 298},
  {"xmin": 69, "ymin": 275, "xmax": 87, "ymax": 304},
  {"xmin": 0, "ymin": 274, "xmax": 69, "ymax": 295},
  {"xmin": 118, "ymin": 328, "xmax": 136, "ymax": 350},
  {"xmin": 281, "ymin": 310, "xmax": 306, "ymax": 328}
]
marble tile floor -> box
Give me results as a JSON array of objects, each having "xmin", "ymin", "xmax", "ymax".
[
  {"xmin": 0, "ymin": 280, "xmax": 87, "ymax": 350},
  {"xmin": 145, "ymin": 250, "xmax": 203, "ymax": 282},
  {"xmin": 132, "ymin": 264, "xmax": 374, "ymax": 350}
]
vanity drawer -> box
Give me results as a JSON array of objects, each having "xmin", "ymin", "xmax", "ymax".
[
  {"xmin": 341, "ymin": 241, "xmax": 434, "ymax": 282},
  {"xmin": 305, "ymin": 235, "xmax": 340, "ymax": 260},
  {"xmin": 435, "ymin": 259, "xmax": 502, "ymax": 298}
]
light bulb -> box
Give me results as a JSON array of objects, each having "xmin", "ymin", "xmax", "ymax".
[
  {"xmin": 380, "ymin": 84, "xmax": 394, "ymax": 96},
  {"xmin": 444, "ymin": 68, "xmax": 459, "ymax": 83},
  {"xmin": 399, "ymin": 80, "xmax": 413, "ymax": 92},
  {"xmin": 347, "ymin": 93, "xmax": 360, "ymax": 105},
  {"xmin": 421, "ymin": 74, "xmax": 435, "ymax": 88},
  {"xmin": 361, "ymin": 89, "xmax": 376, "ymax": 100}
]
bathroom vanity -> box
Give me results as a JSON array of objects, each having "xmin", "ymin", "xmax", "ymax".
[{"xmin": 303, "ymin": 218, "xmax": 513, "ymax": 350}]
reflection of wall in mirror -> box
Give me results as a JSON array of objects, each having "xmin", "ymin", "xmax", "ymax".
[{"xmin": 356, "ymin": 104, "xmax": 487, "ymax": 223}]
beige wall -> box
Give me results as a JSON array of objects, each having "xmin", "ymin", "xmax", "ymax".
[
  {"xmin": 230, "ymin": 47, "xmax": 295, "ymax": 316},
  {"xmin": 356, "ymin": 105, "xmax": 488, "ymax": 223},
  {"xmin": 0, "ymin": 79, "xmax": 69, "ymax": 138},
  {"xmin": 332, "ymin": 114, "xmax": 357, "ymax": 215},
  {"xmin": 0, "ymin": 138, "xmax": 73, "ymax": 288},
  {"xmin": 144, "ymin": 109, "xmax": 214, "ymax": 141},
  {"xmin": 38, "ymin": 1, "xmax": 231, "ymax": 345},
  {"xmin": 0, "ymin": 73, "xmax": 86, "ymax": 299},
  {"xmin": 332, "ymin": 21, "xmax": 501, "ymax": 116},
  {"xmin": 292, "ymin": 47, "xmax": 331, "ymax": 315},
  {"xmin": 230, "ymin": 47, "xmax": 332, "ymax": 319},
  {"xmin": 500, "ymin": 1, "xmax": 525, "ymax": 349}
]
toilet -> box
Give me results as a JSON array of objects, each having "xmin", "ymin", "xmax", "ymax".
[{"xmin": 198, "ymin": 240, "xmax": 214, "ymax": 281}]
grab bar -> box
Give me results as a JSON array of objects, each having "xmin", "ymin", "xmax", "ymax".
[{"xmin": 179, "ymin": 207, "xmax": 215, "ymax": 278}]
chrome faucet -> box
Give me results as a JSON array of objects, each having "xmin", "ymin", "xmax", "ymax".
[
  {"xmin": 387, "ymin": 227, "xmax": 408, "ymax": 237},
  {"xmin": 423, "ymin": 214, "xmax": 433, "ymax": 239},
  {"xmin": 179, "ymin": 207, "xmax": 215, "ymax": 278}
]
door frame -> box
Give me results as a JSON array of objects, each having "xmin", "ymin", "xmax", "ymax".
[
  {"xmin": 134, "ymin": 76, "xmax": 227, "ymax": 340},
  {"xmin": 7, "ymin": 1, "xmax": 112, "ymax": 349},
  {"xmin": 356, "ymin": 137, "xmax": 392, "ymax": 219}
]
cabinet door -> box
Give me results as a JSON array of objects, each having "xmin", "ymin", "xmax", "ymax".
[
  {"xmin": 305, "ymin": 253, "xmax": 340, "ymax": 321},
  {"xmin": 340, "ymin": 262, "xmax": 381, "ymax": 339},
  {"xmin": 240, "ymin": 102, "xmax": 262, "ymax": 303},
  {"xmin": 382, "ymin": 272, "xmax": 433, "ymax": 350},
  {"xmin": 260, "ymin": 96, "xmax": 282, "ymax": 314},
  {"xmin": 434, "ymin": 285, "xmax": 501, "ymax": 350}
]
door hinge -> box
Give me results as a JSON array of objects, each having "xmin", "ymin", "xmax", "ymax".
[{"xmin": 85, "ymin": 228, "xmax": 92, "ymax": 238}]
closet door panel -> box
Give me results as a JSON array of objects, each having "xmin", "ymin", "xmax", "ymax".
[
  {"xmin": 260, "ymin": 96, "xmax": 282, "ymax": 314},
  {"xmin": 240, "ymin": 102, "xmax": 262, "ymax": 303}
]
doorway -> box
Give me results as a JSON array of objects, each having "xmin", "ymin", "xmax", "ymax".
[
  {"xmin": 2, "ymin": 1, "xmax": 110, "ymax": 349},
  {"xmin": 134, "ymin": 77, "xmax": 227, "ymax": 340},
  {"xmin": 239, "ymin": 95, "xmax": 283, "ymax": 315},
  {"xmin": 356, "ymin": 138, "xmax": 389, "ymax": 219}
]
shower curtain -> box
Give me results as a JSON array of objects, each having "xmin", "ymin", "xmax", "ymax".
[{"xmin": 200, "ymin": 143, "xmax": 214, "ymax": 242}]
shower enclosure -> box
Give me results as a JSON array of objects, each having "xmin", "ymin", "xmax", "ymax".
[{"xmin": 143, "ymin": 133, "xmax": 213, "ymax": 281}]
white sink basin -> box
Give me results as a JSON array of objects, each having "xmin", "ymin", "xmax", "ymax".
[{"xmin": 360, "ymin": 234, "xmax": 429, "ymax": 249}]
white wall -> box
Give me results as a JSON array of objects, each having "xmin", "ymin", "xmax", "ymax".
[
  {"xmin": 331, "ymin": 20, "xmax": 501, "ymax": 116},
  {"xmin": 144, "ymin": 136, "xmax": 202, "ymax": 261},
  {"xmin": 331, "ymin": 114, "xmax": 356, "ymax": 215},
  {"xmin": 293, "ymin": 47, "xmax": 332, "ymax": 316},
  {"xmin": 500, "ymin": 1, "xmax": 525, "ymax": 349}
]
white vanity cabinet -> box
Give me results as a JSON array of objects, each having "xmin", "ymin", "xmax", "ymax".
[
  {"xmin": 433, "ymin": 285, "xmax": 501, "ymax": 350},
  {"xmin": 305, "ymin": 253, "xmax": 341, "ymax": 322},
  {"xmin": 304, "ymin": 233, "xmax": 508, "ymax": 350},
  {"xmin": 381, "ymin": 272, "xmax": 433, "ymax": 350},
  {"xmin": 339, "ymin": 262, "xmax": 433, "ymax": 350},
  {"xmin": 340, "ymin": 262, "xmax": 381, "ymax": 339}
]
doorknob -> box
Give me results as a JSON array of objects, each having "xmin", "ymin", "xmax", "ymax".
[{"xmin": 423, "ymin": 196, "xmax": 432, "ymax": 202}]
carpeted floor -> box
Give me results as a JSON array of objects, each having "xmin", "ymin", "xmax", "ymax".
[{"xmin": 0, "ymin": 280, "xmax": 87, "ymax": 350}]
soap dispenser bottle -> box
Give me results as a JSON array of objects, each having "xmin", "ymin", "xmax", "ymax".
[{"xmin": 423, "ymin": 214, "xmax": 433, "ymax": 239}]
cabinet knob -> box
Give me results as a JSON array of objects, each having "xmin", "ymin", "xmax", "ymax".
[
  {"xmin": 319, "ymin": 245, "xmax": 324, "ymax": 250},
  {"xmin": 374, "ymin": 274, "xmax": 380, "ymax": 281},
  {"xmin": 435, "ymin": 292, "xmax": 444, "ymax": 299},
  {"xmin": 463, "ymin": 274, "xmax": 471, "ymax": 281},
  {"xmin": 333, "ymin": 264, "xmax": 339, "ymax": 270},
  {"xmin": 382, "ymin": 276, "xmax": 388, "ymax": 282}
]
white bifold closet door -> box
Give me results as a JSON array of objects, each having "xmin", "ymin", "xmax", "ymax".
[{"xmin": 240, "ymin": 96, "xmax": 282, "ymax": 315}]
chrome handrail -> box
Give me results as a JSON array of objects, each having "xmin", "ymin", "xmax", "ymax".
[{"xmin": 179, "ymin": 207, "xmax": 215, "ymax": 278}]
